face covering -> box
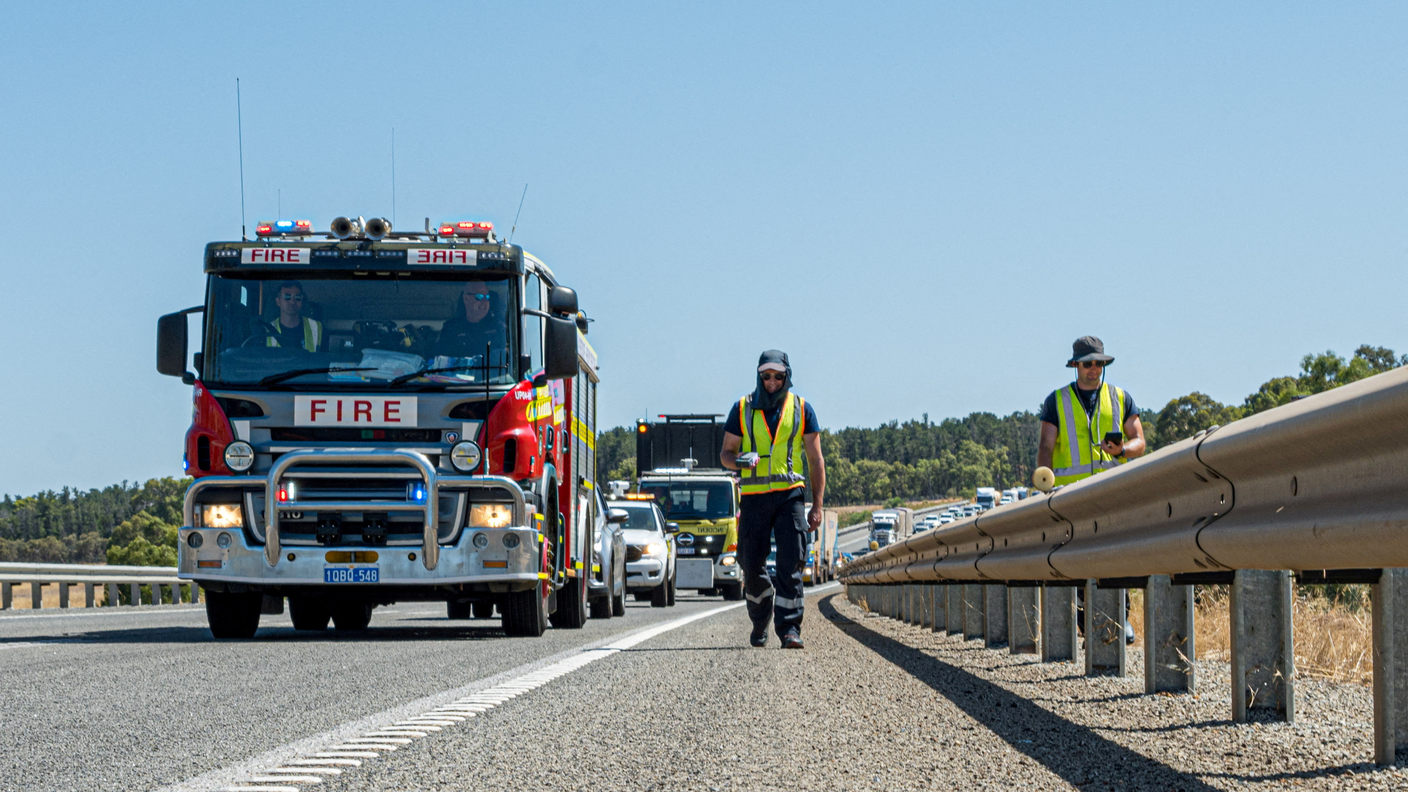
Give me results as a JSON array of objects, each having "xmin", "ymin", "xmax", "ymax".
[{"xmin": 752, "ymin": 349, "xmax": 792, "ymax": 411}]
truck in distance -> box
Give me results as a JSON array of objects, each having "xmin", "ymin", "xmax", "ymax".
[
  {"xmin": 635, "ymin": 415, "xmax": 742, "ymax": 600},
  {"xmin": 158, "ymin": 216, "xmax": 600, "ymax": 639},
  {"xmin": 975, "ymin": 487, "xmax": 999, "ymax": 511},
  {"xmin": 869, "ymin": 507, "xmax": 913, "ymax": 549}
]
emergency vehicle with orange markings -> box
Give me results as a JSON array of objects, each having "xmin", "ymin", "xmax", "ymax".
[{"xmin": 157, "ymin": 216, "xmax": 602, "ymax": 638}]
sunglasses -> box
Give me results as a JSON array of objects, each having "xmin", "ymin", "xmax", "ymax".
[
  {"xmin": 1079, "ymin": 361, "xmax": 1105, "ymax": 369},
  {"xmin": 760, "ymin": 372, "xmax": 786, "ymax": 382},
  {"xmin": 463, "ymin": 293, "xmax": 490, "ymax": 301}
]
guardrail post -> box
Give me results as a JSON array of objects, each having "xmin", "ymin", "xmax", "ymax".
[
  {"xmin": 984, "ymin": 584, "xmax": 1008, "ymax": 648},
  {"xmin": 192, "ymin": 582, "xmax": 201, "ymax": 604},
  {"xmin": 1373, "ymin": 568, "xmax": 1408, "ymax": 765},
  {"xmin": 1230, "ymin": 569, "xmax": 1294, "ymax": 722},
  {"xmin": 58, "ymin": 582, "xmax": 69, "ymax": 609},
  {"xmin": 1144, "ymin": 575, "xmax": 1195, "ymax": 693},
  {"xmin": 2, "ymin": 582, "xmax": 10, "ymax": 610},
  {"xmin": 932, "ymin": 585, "xmax": 945, "ymax": 633},
  {"xmin": 1009, "ymin": 586, "xmax": 1039, "ymax": 654},
  {"xmin": 128, "ymin": 582, "xmax": 140, "ymax": 607},
  {"xmin": 947, "ymin": 585, "xmax": 963, "ymax": 636},
  {"xmin": 904, "ymin": 585, "xmax": 914, "ymax": 624},
  {"xmin": 1084, "ymin": 581, "xmax": 1126, "ymax": 676},
  {"xmin": 1041, "ymin": 585, "xmax": 1078, "ymax": 662},
  {"xmin": 917, "ymin": 585, "xmax": 929, "ymax": 628},
  {"xmin": 963, "ymin": 584, "xmax": 985, "ymax": 641},
  {"xmin": 106, "ymin": 582, "xmax": 118, "ymax": 607},
  {"xmin": 84, "ymin": 582, "xmax": 95, "ymax": 608},
  {"xmin": 31, "ymin": 582, "xmax": 43, "ymax": 610}
]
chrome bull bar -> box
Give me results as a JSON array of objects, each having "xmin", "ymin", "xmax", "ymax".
[
  {"xmin": 183, "ymin": 450, "xmax": 530, "ymax": 575},
  {"xmin": 266, "ymin": 450, "xmax": 439, "ymax": 570}
]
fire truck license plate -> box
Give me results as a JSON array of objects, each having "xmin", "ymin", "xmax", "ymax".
[{"xmin": 324, "ymin": 566, "xmax": 379, "ymax": 584}]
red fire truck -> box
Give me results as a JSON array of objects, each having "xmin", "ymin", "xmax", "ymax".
[{"xmin": 157, "ymin": 216, "xmax": 601, "ymax": 638}]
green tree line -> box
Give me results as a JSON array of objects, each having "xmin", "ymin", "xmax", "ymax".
[{"xmin": 0, "ymin": 478, "xmax": 186, "ymax": 565}]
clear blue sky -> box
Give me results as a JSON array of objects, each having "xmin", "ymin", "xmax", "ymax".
[{"xmin": 2, "ymin": 3, "xmax": 1405, "ymax": 496}]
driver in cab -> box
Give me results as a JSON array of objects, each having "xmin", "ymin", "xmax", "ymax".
[
  {"xmin": 265, "ymin": 280, "xmax": 323, "ymax": 352},
  {"xmin": 435, "ymin": 281, "xmax": 506, "ymax": 360}
]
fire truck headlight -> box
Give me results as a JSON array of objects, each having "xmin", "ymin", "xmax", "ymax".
[
  {"xmin": 450, "ymin": 441, "xmax": 482, "ymax": 473},
  {"xmin": 201, "ymin": 504, "xmax": 243, "ymax": 529},
  {"xmin": 216, "ymin": 532, "xmax": 233, "ymax": 549},
  {"xmin": 224, "ymin": 441, "xmax": 255, "ymax": 472},
  {"xmin": 502, "ymin": 532, "xmax": 521, "ymax": 549},
  {"xmin": 468, "ymin": 503, "xmax": 513, "ymax": 528},
  {"xmin": 187, "ymin": 532, "xmax": 204, "ymax": 548},
  {"xmin": 472, "ymin": 532, "xmax": 490, "ymax": 549}
]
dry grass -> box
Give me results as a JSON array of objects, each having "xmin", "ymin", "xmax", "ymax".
[{"xmin": 1191, "ymin": 586, "xmax": 1373, "ymax": 687}]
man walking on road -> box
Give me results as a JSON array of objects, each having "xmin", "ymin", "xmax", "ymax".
[
  {"xmin": 1037, "ymin": 336, "xmax": 1146, "ymax": 487},
  {"xmin": 720, "ymin": 350, "xmax": 825, "ymax": 650}
]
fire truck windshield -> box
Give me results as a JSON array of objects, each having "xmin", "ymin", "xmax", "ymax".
[{"xmin": 202, "ymin": 274, "xmax": 518, "ymax": 388}]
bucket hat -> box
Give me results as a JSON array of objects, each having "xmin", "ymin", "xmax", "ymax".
[{"xmin": 1066, "ymin": 336, "xmax": 1115, "ymax": 367}]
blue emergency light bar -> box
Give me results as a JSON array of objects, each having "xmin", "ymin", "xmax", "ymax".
[{"xmin": 256, "ymin": 219, "xmax": 313, "ymax": 237}]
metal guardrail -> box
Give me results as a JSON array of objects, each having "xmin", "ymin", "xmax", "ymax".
[
  {"xmin": 838, "ymin": 365, "xmax": 1408, "ymax": 766},
  {"xmin": 0, "ymin": 562, "xmax": 195, "ymax": 610}
]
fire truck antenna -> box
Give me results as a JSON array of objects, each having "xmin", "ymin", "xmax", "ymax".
[
  {"xmin": 509, "ymin": 183, "xmax": 528, "ymax": 243},
  {"xmin": 236, "ymin": 78, "xmax": 247, "ymax": 241},
  {"xmin": 391, "ymin": 128, "xmax": 396, "ymax": 227}
]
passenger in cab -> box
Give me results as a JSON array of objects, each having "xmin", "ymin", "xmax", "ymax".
[
  {"xmin": 435, "ymin": 281, "xmax": 506, "ymax": 361},
  {"xmin": 265, "ymin": 281, "xmax": 323, "ymax": 352}
]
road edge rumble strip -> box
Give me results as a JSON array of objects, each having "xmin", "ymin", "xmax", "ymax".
[
  {"xmin": 154, "ymin": 602, "xmax": 749, "ymax": 792},
  {"xmin": 818, "ymin": 593, "xmax": 1222, "ymax": 792}
]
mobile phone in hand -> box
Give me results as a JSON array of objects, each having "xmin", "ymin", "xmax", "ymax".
[{"xmin": 1103, "ymin": 431, "xmax": 1123, "ymax": 446}]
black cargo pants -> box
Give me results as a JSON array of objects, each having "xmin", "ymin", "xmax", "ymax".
[{"xmin": 738, "ymin": 487, "xmax": 808, "ymax": 636}]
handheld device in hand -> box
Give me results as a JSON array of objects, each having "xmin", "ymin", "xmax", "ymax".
[
  {"xmin": 1103, "ymin": 431, "xmax": 1124, "ymax": 446},
  {"xmin": 1032, "ymin": 466, "xmax": 1055, "ymax": 492},
  {"xmin": 736, "ymin": 452, "xmax": 760, "ymax": 469}
]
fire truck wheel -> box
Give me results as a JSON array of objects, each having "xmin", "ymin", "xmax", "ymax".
[
  {"xmin": 331, "ymin": 602, "xmax": 373, "ymax": 630},
  {"xmin": 721, "ymin": 582, "xmax": 744, "ymax": 601},
  {"xmin": 206, "ymin": 592, "xmax": 262, "ymax": 639},
  {"xmin": 446, "ymin": 601, "xmax": 471, "ymax": 620},
  {"xmin": 502, "ymin": 586, "xmax": 548, "ymax": 636},
  {"xmin": 472, "ymin": 601, "xmax": 494, "ymax": 619},
  {"xmin": 650, "ymin": 579, "xmax": 669, "ymax": 608},
  {"xmin": 289, "ymin": 597, "xmax": 331, "ymax": 630},
  {"xmin": 549, "ymin": 577, "xmax": 588, "ymax": 629}
]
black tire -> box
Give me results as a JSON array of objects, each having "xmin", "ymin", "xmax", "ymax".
[
  {"xmin": 472, "ymin": 601, "xmax": 494, "ymax": 619},
  {"xmin": 666, "ymin": 574, "xmax": 677, "ymax": 607},
  {"xmin": 289, "ymin": 597, "xmax": 331, "ymax": 630},
  {"xmin": 721, "ymin": 582, "xmax": 744, "ymax": 601},
  {"xmin": 447, "ymin": 601, "xmax": 471, "ymax": 620},
  {"xmin": 549, "ymin": 577, "xmax": 588, "ymax": 629},
  {"xmin": 700, "ymin": 587, "xmax": 720, "ymax": 597},
  {"xmin": 650, "ymin": 579, "xmax": 668, "ymax": 608},
  {"xmin": 590, "ymin": 593, "xmax": 612, "ymax": 619},
  {"xmin": 331, "ymin": 602, "xmax": 373, "ymax": 630},
  {"xmin": 611, "ymin": 561, "xmax": 627, "ymax": 616},
  {"xmin": 206, "ymin": 591, "xmax": 262, "ymax": 639},
  {"xmin": 502, "ymin": 585, "xmax": 548, "ymax": 636}
]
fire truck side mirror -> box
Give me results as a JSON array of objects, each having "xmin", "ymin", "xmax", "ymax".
[
  {"xmin": 542, "ymin": 315, "xmax": 578, "ymax": 381},
  {"xmin": 157, "ymin": 311, "xmax": 191, "ymax": 381},
  {"xmin": 548, "ymin": 285, "xmax": 578, "ymax": 316}
]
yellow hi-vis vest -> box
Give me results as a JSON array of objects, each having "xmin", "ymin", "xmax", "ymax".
[
  {"xmin": 738, "ymin": 393, "xmax": 808, "ymax": 496},
  {"xmin": 266, "ymin": 317, "xmax": 322, "ymax": 353},
  {"xmin": 1051, "ymin": 383, "xmax": 1128, "ymax": 487}
]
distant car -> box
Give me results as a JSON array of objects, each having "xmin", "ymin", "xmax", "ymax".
[
  {"xmin": 1000, "ymin": 496, "xmax": 1013, "ymax": 505},
  {"xmin": 608, "ymin": 500, "xmax": 677, "ymax": 608},
  {"xmin": 938, "ymin": 515, "xmax": 955, "ymax": 525}
]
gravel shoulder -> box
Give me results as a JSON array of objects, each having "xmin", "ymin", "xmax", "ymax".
[{"xmin": 323, "ymin": 588, "xmax": 1407, "ymax": 792}]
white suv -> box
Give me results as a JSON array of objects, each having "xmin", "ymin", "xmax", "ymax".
[{"xmin": 608, "ymin": 500, "xmax": 677, "ymax": 608}]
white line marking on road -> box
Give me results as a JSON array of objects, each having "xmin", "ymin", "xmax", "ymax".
[
  {"xmin": 158, "ymin": 602, "xmax": 748, "ymax": 792},
  {"xmin": 0, "ymin": 605, "xmax": 206, "ymax": 621},
  {"xmin": 0, "ymin": 641, "xmax": 56, "ymax": 651}
]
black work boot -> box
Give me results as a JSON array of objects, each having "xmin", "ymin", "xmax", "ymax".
[
  {"xmin": 781, "ymin": 629, "xmax": 804, "ymax": 649},
  {"xmin": 750, "ymin": 625, "xmax": 768, "ymax": 647}
]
